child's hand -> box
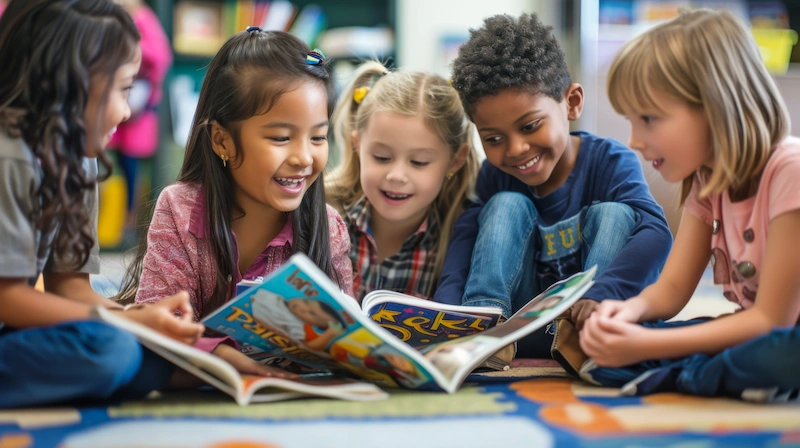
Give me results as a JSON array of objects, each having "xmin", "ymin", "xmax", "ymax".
[
  {"xmin": 212, "ymin": 344, "xmax": 299, "ymax": 379},
  {"xmin": 591, "ymin": 298, "xmax": 644, "ymax": 323},
  {"xmin": 570, "ymin": 298, "xmax": 599, "ymax": 330},
  {"xmin": 121, "ymin": 292, "xmax": 205, "ymax": 345},
  {"xmin": 579, "ymin": 315, "xmax": 650, "ymax": 367}
]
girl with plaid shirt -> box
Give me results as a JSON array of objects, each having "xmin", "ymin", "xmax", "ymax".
[{"xmin": 326, "ymin": 61, "xmax": 480, "ymax": 301}]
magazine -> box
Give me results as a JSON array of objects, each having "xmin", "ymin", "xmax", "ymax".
[
  {"xmin": 202, "ymin": 254, "xmax": 596, "ymax": 392},
  {"xmin": 95, "ymin": 307, "xmax": 388, "ymax": 406},
  {"xmin": 215, "ymin": 279, "xmax": 503, "ymax": 366},
  {"xmin": 361, "ymin": 290, "xmax": 504, "ymax": 348}
]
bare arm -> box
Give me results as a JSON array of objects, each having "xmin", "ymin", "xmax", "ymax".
[
  {"xmin": 582, "ymin": 210, "xmax": 800, "ymax": 366},
  {"xmin": 640, "ymin": 209, "xmax": 800, "ymax": 357},
  {"xmin": 593, "ymin": 209, "xmax": 712, "ymax": 324},
  {"xmin": 0, "ymin": 278, "xmax": 94, "ymax": 327},
  {"xmin": 44, "ymin": 272, "xmax": 122, "ymax": 309}
]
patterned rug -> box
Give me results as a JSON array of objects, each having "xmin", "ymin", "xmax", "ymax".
[
  {"xmin": 2, "ymin": 360, "xmax": 799, "ymax": 448},
  {"xmin": 3, "ymin": 265, "xmax": 786, "ymax": 447}
]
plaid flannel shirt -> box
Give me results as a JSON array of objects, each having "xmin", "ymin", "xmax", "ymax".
[{"xmin": 345, "ymin": 197, "xmax": 440, "ymax": 301}]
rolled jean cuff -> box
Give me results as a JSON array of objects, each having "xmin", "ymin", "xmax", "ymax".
[{"xmin": 462, "ymin": 298, "xmax": 512, "ymax": 318}]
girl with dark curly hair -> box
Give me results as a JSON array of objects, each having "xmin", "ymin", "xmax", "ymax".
[{"xmin": 0, "ymin": 0, "xmax": 204, "ymax": 408}]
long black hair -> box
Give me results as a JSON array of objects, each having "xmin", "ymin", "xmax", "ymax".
[
  {"xmin": 118, "ymin": 31, "xmax": 340, "ymax": 315},
  {"xmin": 0, "ymin": 0, "xmax": 140, "ymax": 269}
]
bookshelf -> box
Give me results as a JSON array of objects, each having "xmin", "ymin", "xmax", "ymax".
[{"xmin": 146, "ymin": 0, "xmax": 397, "ymax": 190}]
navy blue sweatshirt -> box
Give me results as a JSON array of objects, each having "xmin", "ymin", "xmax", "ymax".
[{"xmin": 433, "ymin": 131, "xmax": 673, "ymax": 305}]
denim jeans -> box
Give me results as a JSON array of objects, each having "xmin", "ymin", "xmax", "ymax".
[
  {"xmin": 0, "ymin": 321, "xmax": 175, "ymax": 408},
  {"xmin": 462, "ymin": 192, "xmax": 638, "ymax": 357},
  {"xmin": 581, "ymin": 319, "xmax": 800, "ymax": 400}
]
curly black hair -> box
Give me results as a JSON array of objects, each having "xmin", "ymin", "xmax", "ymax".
[{"xmin": 451, "ymin": 13, "xmax": 571, "ymax": 116}]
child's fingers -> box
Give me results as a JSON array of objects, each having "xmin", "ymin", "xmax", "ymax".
[
  {"xmin": 592, "ymin": 302, "xmax": 617, "ymax": 320},
  {"xmin": 254, "ymin": 365, "xmax": 300, "ymax": 379},
  {"xmin": 163, "ymin": 291, "xmax": 194, "ymax": 318},
  {"xmin": 162, "ymin": 315, "xmax": 205, "ymax": 344},
  {"xmin": 595, "ymin": 316, "xmax": 627, "ymax": 335}
]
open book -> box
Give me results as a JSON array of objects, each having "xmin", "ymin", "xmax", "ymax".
[
  {"xmin": 235, "ymin": 281, "xmax": 503, "ymax": 350},
  {"xmin": 202, "ymin": 254, "xmax": 596, "ymax": 392},
  {"xmin": 95, "ymin": 307, "xmax": 388, "ymax": 406}
]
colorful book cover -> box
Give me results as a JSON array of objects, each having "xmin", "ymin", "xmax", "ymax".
[{"xmin": 203, "ymin": 255, "xmax": 438, "ymax": 389}]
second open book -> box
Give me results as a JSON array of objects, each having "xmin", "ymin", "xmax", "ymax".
[{"xmin": 201, "ymin": 254, "xmax": 596, "ymax": 393}]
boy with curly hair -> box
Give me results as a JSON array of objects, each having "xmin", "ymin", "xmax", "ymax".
[{"xmin": 433, "ymin": 13, "xmax": 673, "ymax": 358}]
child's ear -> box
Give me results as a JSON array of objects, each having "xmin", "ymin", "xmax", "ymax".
[
  {"xmin": 351, "ymin": 130, "xmax": 360, "ymax": 152},
  {"xmin": 448, "ymin": 144, "xmax": 469, "ymax": 175},
  {"xmin": 564, "ymin": 83, "xmax": 585, "ymax": 121},
  {"xmin": 210, "ymin": 121, "xmax": 236, "ymax": 159}
]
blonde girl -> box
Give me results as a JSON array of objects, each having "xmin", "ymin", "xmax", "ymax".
[
  {"xmin": 326, "ymin": 61, "xmax": 479, "ymax": 301},
  {"xmin": 580, "ymin": 9, "xmax": 800, "ymax": 399}
]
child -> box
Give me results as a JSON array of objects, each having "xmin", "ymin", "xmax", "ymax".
[
  {"xmin": 0, "ymin": 0, "xmax": 204, "ymax": 408},
  {"xmin": 117, "ymin": 29, "xmax": 354, "ymax": 371},
  {"xmin": 436, "ymin": 13, "xmax": 673, "ymax": 358},
  {"xmin": 326, "ymin": 61, "xmax": 480, "ymax": 301},
  {"xmin": 251, "ymin": 290, "xmax": 346, "ymax": 352},
  {"xmin": 580, "ymin": 9, "xmax": 800, "ymax": 399}
]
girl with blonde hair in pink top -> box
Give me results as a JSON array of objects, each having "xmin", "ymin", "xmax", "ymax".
[{"xmin": 580, "ymin": 9, "xmax": 800, "ymax": 400}]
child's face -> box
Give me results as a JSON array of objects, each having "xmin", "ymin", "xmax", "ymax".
[
  {"xmin": 472, "ymin": 87, "xmax": 581, "ymax": 196},
  {"xmin": 225, "ymin": 81, "xmax": 329, "ymax": 214},
  {"xmin": 288, "ymin": 298, "xmax": 336, "ymax": 328},
  {"xmin": 622, "ymin": 90, "xmax": 714, "ymax": 183},
  {"xmin": 83, "ymin": 46, "xmax": 142, "ymax": 157},
  {"xmin": 355, "ymin": 111, "xmax": 458, "ymax": 227}
]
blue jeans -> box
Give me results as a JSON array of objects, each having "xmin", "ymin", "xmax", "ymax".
[
  {"xmin": 463, "ymin": 192, "xmax": 638, "ymax": 357},
  {"xmin": 582, "ymin": 319, "xmax": 800, "ymax": 400},
  {"xmin": 0, "ymin": 321, "xmax": 175, "ymax": 408}
]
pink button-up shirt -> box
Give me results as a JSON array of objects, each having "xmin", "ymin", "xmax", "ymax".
[{"xmin": 135, "ymin": 182, "xmax": 354, "ymax": 351}]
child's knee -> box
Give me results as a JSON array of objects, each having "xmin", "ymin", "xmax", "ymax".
[
  {"xmin": 480, "ymin": 192, "xmax": 537, "ymax": 223},
  {"xmin": 76, "ymin": 321, "xmax": 143, "ymax": 393},
  {"xmin": 583, "ymin": 202, "xmax": 639, "ymax": 233}
]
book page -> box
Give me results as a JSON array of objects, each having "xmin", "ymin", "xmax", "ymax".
[
  {"xmin": 365, "ymin": 300, "xmax": 502, "ymax": 348},
  {"xmin": 418, "ymin": 267, "xmax": 597, "ymax": 392}
]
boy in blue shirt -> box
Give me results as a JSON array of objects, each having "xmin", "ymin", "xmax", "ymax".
[{"xmin": 434, "ymin": 13, "xmax": 673, "ymax": 358}]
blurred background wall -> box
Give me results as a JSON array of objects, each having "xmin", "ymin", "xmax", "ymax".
[{"xmin": 1, "ymin": 0, "xmax": 793, "ymax": 249}]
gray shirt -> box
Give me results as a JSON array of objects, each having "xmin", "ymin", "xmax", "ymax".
[{"xmin": 0, "ymin": 129, "xmax": 100, "ymax": 287}]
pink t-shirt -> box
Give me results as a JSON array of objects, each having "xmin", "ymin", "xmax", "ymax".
[
  {"xmin": 135, "ymin": 182, "xmax": 354, "ymax": 351},
  {"xmin": 685, "ymin": 137, "xmax": 800, "ymax": 309}
]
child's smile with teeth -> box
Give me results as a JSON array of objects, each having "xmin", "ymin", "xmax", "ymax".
[
  {"xmin": 275, "ymin": 177, "xmax": 304, "ymax": 187},
  {"xmin": 383, "ymin": 190, "xmax": 411, "ymax": 200},
  {"xmin": 516, "ymin": 154, "xmax": 541, "ymax": 170}
]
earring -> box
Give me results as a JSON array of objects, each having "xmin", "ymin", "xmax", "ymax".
[
  {"xmin": 446, "ymin": 172, "xmax": 454, "ymax": 180},
  {"xmin": 220, "ymin": 154, "xmax": 228, "ymax": 167}
]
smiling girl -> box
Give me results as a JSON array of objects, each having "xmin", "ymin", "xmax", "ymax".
[
  {"xmin": 326, "ymin": 61, "xmax": 479, "ymax": 301},
  {"xmin": 118, "ymin": 29, "xmax": 353, "ymax": 376}
]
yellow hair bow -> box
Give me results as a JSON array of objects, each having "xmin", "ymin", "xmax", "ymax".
[{"xmin": 353, "ymin": 86, "xmax": 370, "ymax": 105}]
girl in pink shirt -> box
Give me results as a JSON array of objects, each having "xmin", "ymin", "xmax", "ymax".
[
  {"xmin": 579, "ymin": 9, "xmax": 800, "ymax": 399},
  {"xmin": 118, "ymin": 29, "xmax": 353, "ymax": 376}
]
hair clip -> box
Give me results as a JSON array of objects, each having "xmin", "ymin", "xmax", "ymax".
[
  {"xmin": 353, "ymin": 86, "xmax": 370, "ymax": 104},
  {"xmin": 245, "ymin": 26, "xmax": 262, "ymax": 33},
  {"xmin": 306, "ymin": 49, "xmax": 325, "ymax": 65}
]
